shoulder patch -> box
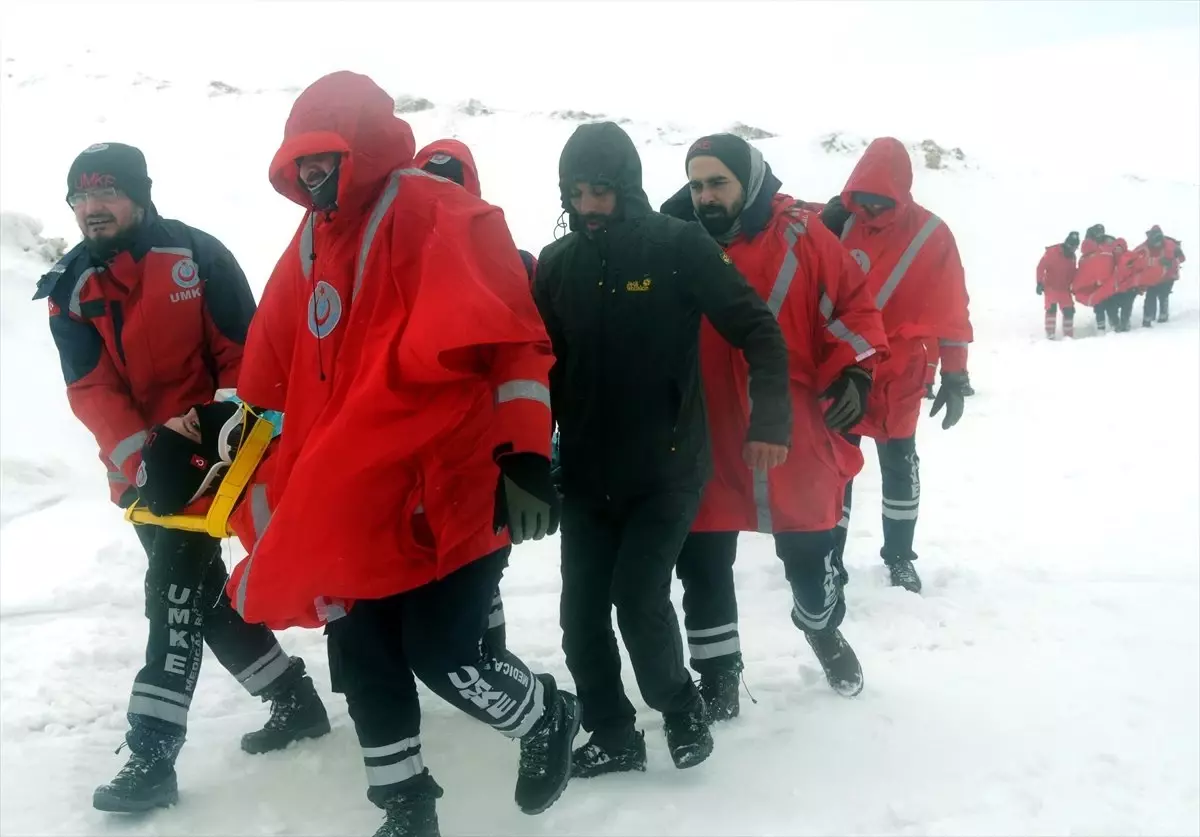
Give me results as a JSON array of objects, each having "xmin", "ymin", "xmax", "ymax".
[{"xmin": 719, "ymin": 250, "xmax": 733, "ymax": 265}]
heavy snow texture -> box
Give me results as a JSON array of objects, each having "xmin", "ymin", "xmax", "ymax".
[{"xmin": 1, "ymin": 58, "xmax": 1198, "ymax": 837}]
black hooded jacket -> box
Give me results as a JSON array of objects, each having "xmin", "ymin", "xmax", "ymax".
[{"xmin": 534, "ymin": 122, "xmax": 791, "ymax": 504}]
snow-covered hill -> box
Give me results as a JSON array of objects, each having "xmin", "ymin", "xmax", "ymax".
[{"xmin": 1, "ymin": 53, "xmax": 1198, "ymax": 837}]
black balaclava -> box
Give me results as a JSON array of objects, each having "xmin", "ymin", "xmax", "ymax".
[
  {"xmin": 304, "ymin": 155, "xmax": 342, "ymax": 212},
  {"xmin": 137, "ymin": 401, "xmax": 245, "ymax": 516}
]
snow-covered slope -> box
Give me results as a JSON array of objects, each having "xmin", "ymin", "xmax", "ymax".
[{"xmin": 1, "ymin": 57, "xmax": 1198, "ymax": 837}]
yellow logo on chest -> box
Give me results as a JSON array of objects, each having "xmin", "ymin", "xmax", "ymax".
[{"xmin": 625, "ymin": 277, "xmax": 652, "ymax": 292}]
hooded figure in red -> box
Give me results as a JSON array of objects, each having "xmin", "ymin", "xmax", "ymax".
[
  {"xmin": 1132, "ymin": 225, "xmax": 1186, "ymax": 326},
  {"xmin": 1072, "ymin": 224, "xmax": 1133, "ymax": 332},
  {"xmin": 1037, "ymin": 231, "xmax": 1080, "ymax": 338},
  {"xmin": 227, "ymin": 71, "xmax": 580, "ymax": 829},
  {"xmin": 819, "ymin": 137, "xmax": 974, "ymax": 595},
  {"xmin": 660, "ymin": 134, "xmax": 888, "ymax": 708}
]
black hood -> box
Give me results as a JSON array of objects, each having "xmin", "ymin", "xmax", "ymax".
[
  {"xmin": 558, "ymin": 121, "xmax": 651, "ymax": 232},
  {"xmin": 660, "ymin": 150, "xmax": 783, "ymax": 242}
]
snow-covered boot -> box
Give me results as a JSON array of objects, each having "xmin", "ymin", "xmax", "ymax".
[
  {"xmin": 663, "ymin": 706, "xmax": 713, "ymax": 769},
  {"xmin": 514, "ymin": 673, "xmax": 580, "ymax": 815},
  {"xmin": 572, "ymin": 729, "xmax": 647, "ymax": 778},
  {"xmin": 372, "ymin": 772, "xmax": 444, "ymax": 837},
  {"xmin": 887, "ymin": 558, "xmax": 922, "ymax": 593},
  {"xmin": 93, "ymin": 734, "xmax": 181, "ymax": 813},
  {"xmin": 799, "ymin": 622, "xmax": 864, "ymax": 697},
  {"xmin": 699, "ymin": 667, "xmax": 741, "ymax": 723},
  {"xmin": 241, "ymin": 657, "xmax": 331, "ymax": 754}
]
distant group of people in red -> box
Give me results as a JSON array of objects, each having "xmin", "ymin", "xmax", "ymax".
[{"xmin": 1037, "ymin": 225, "xmax": 1186, "ymax": 339}]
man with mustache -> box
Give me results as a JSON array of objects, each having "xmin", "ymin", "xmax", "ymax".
[
  {"xmin": 533, "ymin": 122, "xmax": 791, "ymax": 777},
  {"xmin": 33, "ymin": 142, "xmax": 329, "ymax": 813}
]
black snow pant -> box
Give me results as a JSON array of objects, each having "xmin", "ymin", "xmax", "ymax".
[
  {"xmin": 326, "ymin": 547, "xmax": 547, "ymax": 807},
  {"xmin": 674, "ymin": 530, "xmax": 845, "ymax": 677},
  {"xmin": 127, "ymin": 524, "xmax": 287, "ymax": 760},
  {"xmin": 832, "ymin": 434, "xmax": 921, "ymax": 573},
  {"xmin": 1113, "ymin": 290, "xmax": 1137, "ymax": 331},
  {"xmin": 559, "ymin": 490, "xmax": 702, "ymax": 744},
  {"xmin": 1144, "ymin": 281, "xmax": 1174, "ymax": 323}
]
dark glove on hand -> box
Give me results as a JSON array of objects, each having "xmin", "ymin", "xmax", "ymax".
[
  {"xmin": 821, "ymin": 365, "xmax": 873, "ymax": 432},
  {"xmin": 1036, "ymin": 282, "xmax": 1044, "ymax": 295},
  {"xmin": 493, "ymin": 453, "xmax": 560, "ymax": 545},
  {"xmin": 930, "ymin": 370, "xmax": 969, "ymax": 430}
]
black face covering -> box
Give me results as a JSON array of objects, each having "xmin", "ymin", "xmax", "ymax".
[
  {"xmin": 305, "ymin": 164, "xmax": 341, "ymax": 212},
  {"xmin": 138, "ymin": 402, "xmax": 243, "ymax": 515}
]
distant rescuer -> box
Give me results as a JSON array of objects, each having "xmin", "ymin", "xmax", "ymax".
[{"xmin": 34, "ymin": 142, "xmax": 328, "ymax": 814}]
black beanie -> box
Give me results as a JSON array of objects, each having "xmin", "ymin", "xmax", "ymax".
[
  {"xmin": 421, "ymin": 153, "xmax": 467, "ymax": 188},
  {"xmin": 686, "ymin": 134, "xmax": 752, "ymax": 193},
  {"xmin": 1065, "ymin": 231, "xmax": 1081, "ymax": 247},
  {"xmin": 137, "ymin": 402, "xmax": 243, "ymax": 515},
  {"xmin": 66, "ymin": 142, "xmax": 153, "ymax": 209}
]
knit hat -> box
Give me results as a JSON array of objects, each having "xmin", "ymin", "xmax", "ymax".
[
  {"xmin": 66, "ymin": 142, "xmax": 152, "ymax": 209},
  {"xmin": 686, "ymin": 134, "xmax": 753, "ymax": 193},
  {"xmin": 136, "ymin": 402, "xmax": 243, "ymax": 515}
]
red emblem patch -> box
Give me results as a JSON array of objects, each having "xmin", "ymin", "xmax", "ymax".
[{"xmin": 190, "ymin": 454, "xmax": 208, "ymax": 470}]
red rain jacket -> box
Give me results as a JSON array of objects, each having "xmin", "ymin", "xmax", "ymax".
[
  {"xmin": 836, "ymin": 138, "xmax": 973, "ymax": 440},
  {"xmin": 693, "ymin": 198, "xmax": 888, "ymax": 533},
  {"xmin": 1037, "ymin": 244, "xmax": 1078, "ymax": 309},
  {"xmin": 226, "ymin": 72, "xmax": 553, "ymax": 630},
  {"xmin": 1131, "ymin": 236, "xmax": 1185, "ymax": 289},
  {"xmin": 1073, "ymin": 237, "xmax": 1127, "ymax": 306}
]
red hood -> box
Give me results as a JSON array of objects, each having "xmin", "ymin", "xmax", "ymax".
[
  {"xmin": 269, "ymin": 71, "xmax": 416, "ymax": 213},
  {"xmin": 414, "ymin": 138, "xmax": 481, "ymax": 198},
  {"xmin": 841, "ymin": 137, "xmax": 913, "ymax": 227}
]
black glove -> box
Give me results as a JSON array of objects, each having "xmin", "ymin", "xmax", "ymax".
[
  {"xmin": 1036, "ymin": 282, "xmax": 1044, "ymax": 295},
  {"xmin": 929, "ymin": 370, "xmax": 969, "ymax": 430},
  {"xmin": 821, "ymin": 365, "xmax": 873, "ymax": 432},
  {"xmin": 493, "ymin": 453, "xmax": 560, "ymax": 545}
]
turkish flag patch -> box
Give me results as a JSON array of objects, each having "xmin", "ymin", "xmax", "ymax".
[
  {"xmin": 190, "ymin": 454, "xmax": 208, "ymax": 470},
  {"xmin": 47, "ymin": 298, "xmax": 60, "ymax": 316}
]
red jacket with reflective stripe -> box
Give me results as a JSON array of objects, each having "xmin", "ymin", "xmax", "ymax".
[
  {"xmin": 1037, "ymin": 245, "xmax": 1077, "ymax": 295},
  {"xmin": 835, "ymin": 137, "xmax": 973, "ymax": 440},
  {"xmin": 693, "ymin": 196, "xmax": 888, "ymax": 533},
  {"xmin": 35, "ymin": 217, "xmax": 256, "ymax": 503},
  {"xmin": 1073, "ymin": 237, "xmax": 1126, "ymax": 306},
  {"xmin": 1131, "ymin": 237, "xmax": 1185, "ymax": 289},
  {"xmin": 226, "ymin": 72, "xmax": 553, "ymax": 630}
]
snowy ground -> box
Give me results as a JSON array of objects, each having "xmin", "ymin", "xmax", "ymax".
[{"xmin": 1, "ymin": 48, "xmax": 1199, "ymax": 837}]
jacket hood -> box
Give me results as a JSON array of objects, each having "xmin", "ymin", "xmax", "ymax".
[
  {"xmin": 414, "ymin": 138, "xmax": 481, "ymax": 198},
  {"xmin": 659, "ymin": 143, "xmax": 783, "ymax": 242},
  {"xmin": 840, "ymin": 137, "xmax": 913, "ymax": 223},
  {"xmin": 269, "ymin": 71, "xmax": 416, "ymax": 213},
  {"xmin": 558, "ymin": 121, "xmax": 651, "ymax": 231}
]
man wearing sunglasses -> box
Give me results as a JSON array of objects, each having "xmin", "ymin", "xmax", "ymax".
[{"xmin": 33, "ymin": 142, "xmax": 328, "ymax": 814}]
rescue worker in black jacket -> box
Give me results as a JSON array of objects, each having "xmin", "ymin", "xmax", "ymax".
[{"xmin": 532, "ymin": 121, "xmax": 791, "ymax": 778}]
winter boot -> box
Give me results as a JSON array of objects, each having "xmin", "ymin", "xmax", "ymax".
[
  {"xmin": 93, "ymin": 734, "xmax": 182, "ymax": 813},
  {"xmin": 241, "ymin": 657, "xmax": 331, "ymax": 754},
  {"xmin": 514, "ymin": 673, "xmax": 580, "ymax": 815},
  {"xmin": 663, "ymin": 705, "xmax": 714, "ymax": 769},
  {"xmin": 797, "ymin": 619, "xmax": 864, "ymax": 698},
  {"xmin": 572, "ymin": 728, "xmax": 647, "ymax": 778},
  {"xmin": 372, "ymin": 772, "xmax": 444, "ymax": 837},
  {"xmin": 699, "ymin": 667, "xmax": 741, "ymax": 723},
  {"xmin": 1158, "ymin": 296, "xmax": 1170, "ymax": 323},
  {"xmin": 887, "ymin": 559, "xmax": 923, "ymax": 593}
]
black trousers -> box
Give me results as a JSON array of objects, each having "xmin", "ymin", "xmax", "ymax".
[
  {"xmin": 559, "ymin": 490, "xmax": 702, "ymax": 740},
  {"xmin": 326, "ymin": 548, "xmax": 546, "ymax": 807},
  {"xmin": 674, "ymin": 530, "xmax": 845, "ymax": 676},
  {"xmin": 832, "ymin": 434, "xmax": 920, "ymax": 572},
  {"xmin": 1144, "ymin": 281, "xmax": 1174, "ymax": 323},
  {"xmin": 126, "ymin": 525, "xmax": 286, "ymax": 758}
]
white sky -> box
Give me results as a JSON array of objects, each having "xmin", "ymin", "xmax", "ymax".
[{"xmin": 2, "ymin": 0, "xmax": 1198, "ymax": 181}]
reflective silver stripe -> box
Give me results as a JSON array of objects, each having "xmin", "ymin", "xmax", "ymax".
[
  {"xmin": 938, "ymin": 339, "xmax": 969, "ymax": 347},
  {"xmin": 298, "ymin": 214, "xmax": 314, "ymax": 280},
  {"xmin": 235, "ymin": 645, "xmax": 283, "ymax": 682},
  {"xmin": 250, "ymin": 483, "xmax": 271, "ymax": 543},
  {"xmin": 818, "ymin": 292, "xmax": 874, "ymax": 357},
  {"xmin": 882, "ymin": 506, "xmax": 919, "ymax": 521},
  {"xmin": 315, "ymin": 597, "xmax": 348, "ymax": 623},
  {"xmin": 686, "ymin": 623, "xmax": 738, "ymax": 639},
  {"xmin": 753, "ymin": 468, "xmax": 772, "ymax": 533},
  {"xmin": 883, "ymin": 496, "xmax": 920, "ymax": 507},
  {"xmin": 502, "ymin": 673, "xmax": 546, "ymax": 739},
  {"xmin": 792, "ymin": 596, "xmax": 836, "ymax": 632},
  {"xmin": 128, "ymin": 694, "xmax": 188, "ymax": 727},
  {"xmin": 766, "ymin": 222, "xmax": 807, "ymax": 317},
  {"xmin": 149, "ymin": 247, "xmax": 194, "ymax": 258},
  {"xmin": 840, "ymin": 214, "xmax": 856, "ymax": 242},
  {"xmin": 132, "ymin": 683, "xmax": 192, "ymax": 707},
  {"xmin": 352, "ymin": 170, "xmax": 405, "ymax": 302},
  {"xmin": 67, "ymin": 266, "xmax": 100, "ymax": 318},
  {"xmin": 241, "ymin": 647, "xmax": 291, "ymax": 695},
  {"xmin": 690, "ymin": 637, "xmax": 741, "ymax": 660},
  {"xmin": 109, "ymin": 430, "xmax": 148, "ymax": 469},
  {"xmin": 365, "ymin": 754, "xmax": 425, "ymax": 787},
  {"xmin": 361, "ymin": 736, "xmax": 421, "ymax": 759},
  {"xmin": 876, "ymin": 215, "xmax": 942, "ymax": 309},
  {"xmin": 107, "ymin": 470, "xmax": 129, "ymax": 484},
  {"xmin": 496, "ymin": 380, "xmax": 551, "ymax": 408}
]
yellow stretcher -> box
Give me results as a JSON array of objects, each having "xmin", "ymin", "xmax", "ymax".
[{"xmin": 123, "ymin": 406, "xmax": 276, "ymax": 538}]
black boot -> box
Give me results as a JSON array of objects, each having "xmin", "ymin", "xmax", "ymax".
[
  {"xmin": 800, "ymin": 622, "xmax": 864, "ymax": 698},
  {"xmin": 93, "ymin": 734, "xmax": 181, "ymax": 813},
  {"xmin": 699, "ymin": 667, "xmax": 741, "ymax": 723},
  {"xmin": 663, "ymin": 706, "xmax": 713, "ymax": 769},
  {"xmin": 924, "ymin": 384, "xmax": 935, "ymax": 400},
  {"xmin": 241, "ymin": 657, "xmax": 332, "ymax": 754},
  {"xmin": 572, "ymin": 728, "xmax": 647, "ymax": 778},
  {"xmin": 514, "ymin": 673, "xmax": 580, "ymax": 815},
  {"xmin": 373, "ymin": 772, "xmax": 444, "ymax": 837},
  {"xmin": 887, "ymin": 559, "xmax": 922, "ymax": 593}
]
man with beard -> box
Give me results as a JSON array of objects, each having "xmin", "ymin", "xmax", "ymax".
[
  {"xmin": 33, "ymin": 142, "xmax": 329, "ymax": 813},
  {"xmin": 533, "ymin": 122, "xmax": 791, "ymax": 778},
  {"xmin": 660, "ymin": 134, "xmax": 888, "ymax": 716}
]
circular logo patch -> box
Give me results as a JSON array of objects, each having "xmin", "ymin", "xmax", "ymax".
[
  {"xmin": 171, "ymin": 258, "xmax": 200, "ymax": 289},
  {"xmin": 850, "ymin": 249, "xmax": 871, "ymax": 273},
  {"xmin": 135, "ymin": 460, "xmax": 147, "ymax": 488},
  {"xmin": 82, "ymin": 143, "xmax": 110, "ymax": 153},
  {"xmin": 307, "ymin": 281, "xmax": 343, "ymax": 339},
  {"xmin": 429, "ymin": 153, "xmax": 452, "ymax": 164}
]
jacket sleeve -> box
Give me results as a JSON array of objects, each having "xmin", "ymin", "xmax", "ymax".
[
  {"xmin": 195, "ymin": 231, "xmax": 256, "ymax": 391},
  {"xmin": 929, "ymin": 226, "xmax": 973, "ymax": 374},
  {"xmin": 1036, "ymin": 250, "xmax": 1051, "ymax": 286},
  {"xmin": 677, "ymin": 222, "xmax": 792, "ymax": 446},
  {"xmin": 237, "ymin": 224, "xmax": 303, "ymax": 412},
  {"xmin": 47, "ymin": 298, "xmax": 147, "ymax": 484},
  {"xmin": 531, "ymin": 247, "xmax": 566, "ymax": 432}
]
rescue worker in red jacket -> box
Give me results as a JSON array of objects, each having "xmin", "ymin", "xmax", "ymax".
[
  {"xmin": 225, "ymin": 72, "xmax": 579, "ymax": 835},
  {"xmin": 1135, "ymin": 225, "xmax": 1186, "ymax": 326},
  {"xmin": 819, "ymin": 137, "xmax": 974, "ymax": 594},
  {"xmin": 1037, "ymin": 231, "xmax": 1081, "ymax": 339},
  {"xmin": 660, "ymin": 134, "xmax": 888, "ymax": 714},
  {"xmin": 33, "ymin": 143, "xmax": 329, "ymax": 814},
  {"xmin": 1073, "ymin": 224, "xmax": 1128, "ymax": 333}
]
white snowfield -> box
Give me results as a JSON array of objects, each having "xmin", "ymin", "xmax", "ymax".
[{"xmin": 2, "ymin": 58, "xmax": 1199, "ymax": 837}]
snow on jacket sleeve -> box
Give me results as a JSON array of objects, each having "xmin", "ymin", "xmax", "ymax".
[
  {"xmin": 677, "ymin": 221, "xmax": 792, "ymax": 446},
  {"xmin": 237, "ymin": 222, "xmax": 304, "ymax": 412},
  {"xmin": 927, "ymin": 226, "xmax": 973, "ymax": 374},
  {"xmin": 194, "ymin": 230, "xmax": 257, "ymax": 391}
]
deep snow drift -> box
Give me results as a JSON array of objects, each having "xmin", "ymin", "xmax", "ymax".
[{"xmin": 1, "ymin": 58, "xmax": 1198, "ymax": 837}]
